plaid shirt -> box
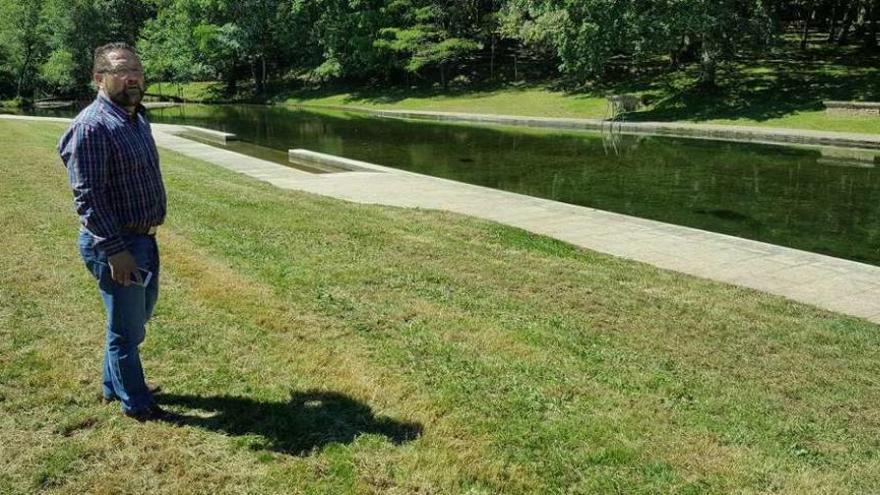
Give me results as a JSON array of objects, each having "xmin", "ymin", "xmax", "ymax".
[{"xmin": 59, "ymin": 93, "xmax": 166, "ymax": 256}]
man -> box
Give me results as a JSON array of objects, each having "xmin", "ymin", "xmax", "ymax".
[{"xmin": 59, "ymin": 42, "xmax": 168, "ymax": 421}]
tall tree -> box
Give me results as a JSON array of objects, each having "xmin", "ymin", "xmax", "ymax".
[
  {"xmin": 291, "ymin": 0, "xmax": 395, "ymax": 82},
  {"xmin": 138, "ymin": 3, "xmax": 211, "ymax": 91},
  {"xmin": 0, "ymin": 0, "xmax": 48, "ymax": 99},
  {"xmin": 39, "ymin": 0, "xmax": 154, "ymax": 96},
  {"xmin": 376, "ymin": 1, "xmax": 485, "ymax": 86}
]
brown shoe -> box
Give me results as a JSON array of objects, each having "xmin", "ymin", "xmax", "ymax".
[{"xmin": 101, "ymin": 382, "xmax": 162, "ymax": 404}]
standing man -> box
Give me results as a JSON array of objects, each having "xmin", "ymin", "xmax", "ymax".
[{"xmin": 59, "ymin": 42, "xmax": 168, "ymax": 421}]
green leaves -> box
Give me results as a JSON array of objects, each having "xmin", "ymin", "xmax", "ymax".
[{"xmin": 0, "ymin": 0, "xmax": 874, "ymax": 97}]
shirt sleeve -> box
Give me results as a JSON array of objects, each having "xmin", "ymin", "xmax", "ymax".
[{"xmin": 59, "ymin": 123, "xmax": 126, "ymax": 256}]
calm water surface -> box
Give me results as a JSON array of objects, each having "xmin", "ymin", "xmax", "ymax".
[{"xmin": 24, "ymin": 103, "xmax": 880, "ymax": 265}]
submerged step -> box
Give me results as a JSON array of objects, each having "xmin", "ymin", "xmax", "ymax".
[
  {"xmin": 288, "ymin": 149, "xmax": 385, "ymax": 173},
  {"xmin": 178, "ymin": 125, "xmax": 237, "ymax": 144}
]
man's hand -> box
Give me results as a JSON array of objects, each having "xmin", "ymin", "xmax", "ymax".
[{"xmin": 108, "ymin": 250, "xmax": 139, "ymax": 287}]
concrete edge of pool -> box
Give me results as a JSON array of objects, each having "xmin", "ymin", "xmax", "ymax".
[
  {"xmin": 4, "ymin": 114, "xmax": 879, "ymax": 323},
  {"xmin": 291, "ymin": 104, "xmax": 880, "ymax": 151}
]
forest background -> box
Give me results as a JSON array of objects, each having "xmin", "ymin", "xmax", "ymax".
[{"xmin": 1, "ymin": 0, "xmax": 878, "ymax": 105}]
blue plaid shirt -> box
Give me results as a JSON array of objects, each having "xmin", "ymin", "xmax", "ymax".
[{"xmin": 59, "ymin": 93, "xmax": 166, "ymax": 256}]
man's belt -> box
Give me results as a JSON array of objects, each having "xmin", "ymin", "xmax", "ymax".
[{"xmin": 122, "ymin": 225, "xmax": 158, "ymax": 235}]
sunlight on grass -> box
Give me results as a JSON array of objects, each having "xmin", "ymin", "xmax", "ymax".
[{"xmin": 2, "ymin": 119, "xmax": 879, "ymax": 494}]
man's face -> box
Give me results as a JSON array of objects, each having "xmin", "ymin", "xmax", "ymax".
[{"xmin": 94, "ymin": 50, "xmax": 145, "ymax": 109}]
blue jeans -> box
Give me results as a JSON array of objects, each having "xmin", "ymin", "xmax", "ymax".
[{"xmin": 78, "ymin": 230, "xmax": 160, "ymax": 413}]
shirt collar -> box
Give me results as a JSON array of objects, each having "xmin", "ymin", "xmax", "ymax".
[{"xmin": 97, "ymin": 91, "xmax": 146, "ymax": 121}]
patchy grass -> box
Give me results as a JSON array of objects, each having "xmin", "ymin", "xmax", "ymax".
[{"xmin": 2, "ymin": 119, "xmax": 880, "ymax": 494}]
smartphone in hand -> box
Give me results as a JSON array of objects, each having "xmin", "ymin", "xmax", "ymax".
[
  {"xmin": 130, "ymin": 266, "xmax": 153, "ymax": 287},
  {"xmin": 95, "ymin": 261, "xmax": 153, "ymax": 287}
]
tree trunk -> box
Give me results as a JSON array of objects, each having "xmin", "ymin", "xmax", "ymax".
[
  {"xmin": 699, "ymin": 40, "xmax": 717, "ymax": 88},
  {"xmin": 513, "ymin": 53, "xmax": 518, "ymax": 81},
  {"xmin": 828, "ymin": 1, "xmax": 839, "ymax": 42},
  {"xmin": 15, "ymin": 46, "xmax": 34, "ymax": 100},
  {"xmin": 865, "ymin": 0, "xmax": 879, "ymax": 50},
  {"xmin": 261, "ymin": 56, "xmax": 267, "ymax": 95},
  {"xmin": 839, "ymin": 0, "xmax": 861, "ymax": 44},
  {"xmin": 225, "ymin": 76, "xmax": 237, "ymax": 97},
  {"xmin": 670, "ymin": 35, "xmax": 685, "ymax": 68},
  {"xmin": 490, "ymin": 35, "xmax": 495, "ymax": 81},
  {"xmin": 801, "ymin": 7, "xmax": 815, "ymax": 50},
  {"xmin": 854, "ymin": 2, "xmax": 869, "ymax": 40},
  {"xmin": 252, "ymin": 60, "xmax": 264, "ymax": 96}
]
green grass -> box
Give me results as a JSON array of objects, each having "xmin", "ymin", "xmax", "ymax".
[
  {"xmin": 2, "ymin": 119, "xmax": 880, "ymax": 494},
  {"xmin": 280, "ymin": 84, "xmax": 610, "ymax": 118}
]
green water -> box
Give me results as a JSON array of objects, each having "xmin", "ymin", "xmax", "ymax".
[{"xmin": 24, "ymin": 103, "xmax": 880, "ymax": 265}]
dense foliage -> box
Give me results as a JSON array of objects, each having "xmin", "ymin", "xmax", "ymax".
[{"xmin": 0, "ymin": 0, "xmax": 878, "ymax": 100}]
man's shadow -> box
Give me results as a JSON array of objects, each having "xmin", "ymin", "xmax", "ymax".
[{"xmin": 157, "ymin": 390, "xmax": 423, "ymax": 456}]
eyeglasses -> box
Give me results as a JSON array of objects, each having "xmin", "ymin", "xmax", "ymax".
[{"xmin": 100, "ymin": 67, "xmax": 144, "ymax": 76}]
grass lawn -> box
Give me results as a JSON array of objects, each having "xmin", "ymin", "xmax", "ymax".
[{"xmin": 2, "ymin": 119, "xmax": 880, "ymax": 494}]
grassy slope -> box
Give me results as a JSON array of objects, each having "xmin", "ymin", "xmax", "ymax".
[
  {"xmin": 148, "ymin": 39, "xmax": 880, "ymax": 135},
  {"xmin": 2, "ymin": 119, "xmax": 880, "ymax": 494}
]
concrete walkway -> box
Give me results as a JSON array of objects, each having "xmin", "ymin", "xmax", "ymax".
[{"xmin": 4, "ymin": 114, "xmax": 879, "ymax": 323}]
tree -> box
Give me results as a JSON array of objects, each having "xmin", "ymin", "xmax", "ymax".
[
  {"xmin": 376, "ymin": 2, "xmax": 483, "ymax": 87},
  {"xmin": 38, "ymin": 0, "xmax": 155, "ymax": 97},
  {"xmin": 138, "ymin": 5, "xmax": 211, "ymax": 92},
  {"xmin": 289, "ymin": 0, "xmax": 395, "ymax": 82},
  {"xmin": 499, "ymin": 0, "xmax": 773, "ymax": 87},
  {"xmin": 499, "ymin": 0, "xmax": 625, "ymax": 80},
  {"xmin": 39, "ymin": 48, "xmax": 77, "ymax": 95},
  {"xmin": 837, "ymin": 0, "xmax": 861, "ymax": 44},
  {"xmin": 866, "ymin": 0, "xmax": 879, "ymax": 50},
  {"xmin": 0, "ymin": 0, "xmax": 48, "ymax": 99},
  {"xmin": 192, "ymin": 23, "xmax": 243, "ymax": 95}
]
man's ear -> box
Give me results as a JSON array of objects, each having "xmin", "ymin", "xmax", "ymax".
[{"xmin": 92, "ymin": 72, "xmax": 103, "ymax": 90}]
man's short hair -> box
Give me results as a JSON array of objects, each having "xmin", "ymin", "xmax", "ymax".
[{"xmin": 93, "ymin": 42, "xmax": 138, "ymax": 74}]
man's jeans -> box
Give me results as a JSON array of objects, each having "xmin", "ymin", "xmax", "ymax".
[{"xmin": 78, "ymin": 230, "xmax": 160, "ymax": 413}]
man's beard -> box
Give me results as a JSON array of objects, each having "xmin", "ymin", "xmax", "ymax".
[{"xmin": 110, "ymin": 86, "xmax": 144, "ymax": 108}]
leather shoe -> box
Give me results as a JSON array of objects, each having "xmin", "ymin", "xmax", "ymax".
[{"xmin": 101, "ymin": 382, "xmax": 162, "ymax": 404}]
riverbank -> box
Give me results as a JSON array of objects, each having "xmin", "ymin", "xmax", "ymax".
[
  {"xmin": 145, "ymin": 39, "xmax": 880, "ymax": 137},
  {"xmin": 141, "ymin": 81, "xmax": 880, "ymax": 136},
  {"xmin": 367, "ymin": 108, "xmax": 880, "ymax": 149},
  {"xmin": 3, "ymin": 118, "xmax": 880, "ymax": 493}
]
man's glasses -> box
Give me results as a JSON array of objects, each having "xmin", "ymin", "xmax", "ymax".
[{"xmin": 101, "ymin": 67, "xmax": 143, "ymax": 76}]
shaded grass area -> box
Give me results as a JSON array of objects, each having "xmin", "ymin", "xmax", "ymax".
[
  {"xmin": 632, "ymin": 42, "xmax": 880, "ymax": 132},
  {"xmin": 144, "ymin": 81, "xmax": 238, "ymax": 104},
  {"xmin": 2, "ymin": 119, "xmax": 880, "ymax": 493},
  {"xmin": 277, "ymin": 39, "xmax": 880, "ymax": 134}
]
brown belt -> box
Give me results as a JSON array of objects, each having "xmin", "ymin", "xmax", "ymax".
[{"xmin": 122, "ymin": 225, "xmax": 158, "ymax": 235}]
